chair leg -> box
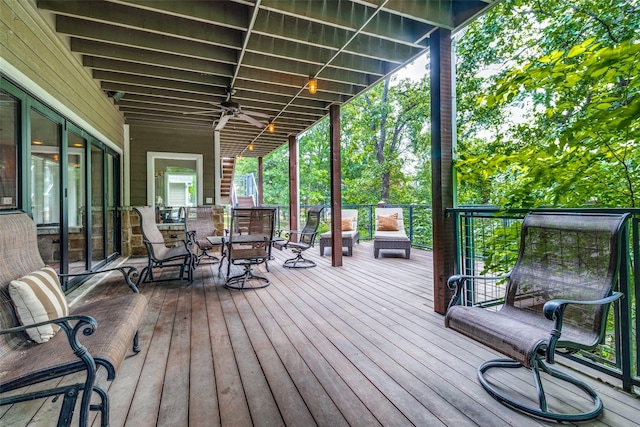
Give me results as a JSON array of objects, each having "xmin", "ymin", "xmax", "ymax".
[
  {"xmin": 90, "ymin": 385, "xmax": 110, "ymax": 427},
  {"xmin": 478, "ymin": 358, "xmax": 603, "ymax": 422},
  {"xmin": 225, "ymin": 264, "xmax": 270, "ymax": 289},
  {"xmin": 283, "ymin": 251, "xmax": 317, "ymax": 268},
  {"xmin": 133, "ymin": 330, "xmax": 141, "ymax": 353}
]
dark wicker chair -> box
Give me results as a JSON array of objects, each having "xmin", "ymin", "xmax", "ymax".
[
  {"xmin": 445, "ymin": 212, "xmax": 630, "ymax": 422},
  {"xmin": 134, "ymin": 206, "xmax": 195, "ymax": 284},
  {"xmin": 281, "ymin": 206, "xmax": 325, "ymax": 268},
  {"xmin": 185, "ymin": 206, "xmax": 221, "ymax": 266},
  {"xmin": 225, "ymin": 208, "xmax": 276, "ymax": 290}
]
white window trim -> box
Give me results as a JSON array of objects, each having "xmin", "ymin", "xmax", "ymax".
[{"xmin": 146, "ymin": 152, "xmax": 203, "ymax": 206}]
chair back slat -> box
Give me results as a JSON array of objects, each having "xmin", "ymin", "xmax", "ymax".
[{"xmin": 506, "ymin": 212, "xmax": 628, "ymax": 346}]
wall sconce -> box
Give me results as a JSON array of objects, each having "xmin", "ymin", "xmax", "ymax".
[
  {"xmin": 308, "ymin": 76, "xmax": 318, "ymax": 94},
  {"xmin": 268, "ymin": 122, "xmax": 275, "ymax": 133},
  {"xmin": 248, "ymin": 142, "xmax": 254, "ymax": 151}
]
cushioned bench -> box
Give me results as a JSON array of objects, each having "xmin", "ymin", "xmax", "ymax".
[{"xmin": 0, "ymin": 212, "xmax": 148, "ymax": 427}]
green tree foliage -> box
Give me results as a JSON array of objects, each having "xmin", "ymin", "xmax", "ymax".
[
  {"xmin": 244, "ymin": 74, "xmax": 432, "ymax": 206},
  {"xmin": 340, "ymin": 75, "xmax": 431, "ymax": 204},
  {"xmin": 455, "ymin": 0, "xmax": 640, "ymax": 208}
]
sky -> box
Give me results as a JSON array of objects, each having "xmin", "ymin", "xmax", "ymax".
[{"xmin": 393, "ymin": 55, "xmax": 429, "ymax": 82}]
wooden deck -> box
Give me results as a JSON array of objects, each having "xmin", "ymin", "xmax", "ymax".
[{"xmin": 3, "ymin": 242, "xmax": 639, "ymax": 426}]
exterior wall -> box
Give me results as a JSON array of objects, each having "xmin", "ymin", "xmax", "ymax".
[
  {"xmin": 129, "ymin": 125, "xmax": 216, "ymax": 206},
  {"xmin": 0, "ymin": 0, "xmax": 125, "ymax": 149},
  {"xmin": 121, "ymin": 206, "xmax": 225, "ymax": 257}
]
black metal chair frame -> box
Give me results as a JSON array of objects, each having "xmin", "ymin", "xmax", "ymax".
[
  {"xmin": 445, "ymin": 212, "xmax": 630, "ymax": 422},
  {"xmin": 225, "ymin": 208, "xmax": 276, "ymax": 290},
  {"xmin": 281, "ymin": 206, "xmax": 325, "ymax": 269},
  {"xmin": 134, "ymin": 206, "xmax": 195, "ymax": 285}
]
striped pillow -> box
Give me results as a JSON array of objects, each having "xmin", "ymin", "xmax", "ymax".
[{"xmin": 9, "ymin": 266, "xmax": 69, "ymax": 343}]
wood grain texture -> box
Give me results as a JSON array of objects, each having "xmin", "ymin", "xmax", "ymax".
[{"xmin": 4, "ymin": 243, "xmax": 638, "ymax": 427}]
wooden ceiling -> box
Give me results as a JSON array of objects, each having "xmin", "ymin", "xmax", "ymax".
[{"xmin": 36, "ymin": 0, "xmax": 498, "ymax": 157}]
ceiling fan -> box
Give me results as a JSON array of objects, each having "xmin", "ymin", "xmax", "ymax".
[{"xmin": 183, "ymin": 89, "xmax": 269, "ymax": 131}]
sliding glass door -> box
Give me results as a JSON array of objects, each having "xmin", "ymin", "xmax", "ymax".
[{"xmin": 1, "ymin": 79, "xmax": 122, "ymax": 291}]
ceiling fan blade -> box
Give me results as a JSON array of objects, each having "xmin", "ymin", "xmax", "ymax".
[
  {"xmin": 182, "ymin": 110, "xmax": 219, "ymax": 116},
  {"xmin": 241, "ymin": 109, "xmax": 270, "ymax": 118},
  {"xmin": 238, "ymin": 113, "xmax": 267, "ymax": 128},
  {"xmin": 215, "ymin": 114, "xmax": 231, "ymax": 130}
]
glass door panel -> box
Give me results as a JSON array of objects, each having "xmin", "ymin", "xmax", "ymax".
[
  {"xmin": 106, "ymin": 152, "xmax": 118, "ymax": 258},
  {"xmin": 67, "ymin": 132, "xmax": 87, "ymax": 273},
  {"xmin": 30, "ymin": 110, "xmax": 61, "ymax": 271},
  {"xmin": 91, "ymin": 145, "xmax": 105, "ymax": 267}
]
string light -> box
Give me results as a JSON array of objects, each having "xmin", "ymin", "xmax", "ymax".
[
  {"xmin": 268, "ymin": 122, "xmax": 275, "ymax": 133},
  {"xmin": 308, "ymin": 76, "xmax": 317, "ymax": 94},
  {"xmin": 248, "ymin": 142, "xmax": 254, "ymax": 151}
]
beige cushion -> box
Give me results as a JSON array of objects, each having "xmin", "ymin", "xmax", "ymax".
[
  {"xmin": 341, "ymin": 217, "xmax": 355, "ymax": 231},
  {"xmin": 377, "ymin": 213, "xmax": 399, "ymax": 231},
  {"xmin": 9, "ymin": 266, "xmax": 69, "ymax": 343}
]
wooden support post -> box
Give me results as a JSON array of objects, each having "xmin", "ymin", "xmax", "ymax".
[
  {"xmin": 329, "ymin": 104, "xmax": 343, "ymax": 267},
  {"xmin": 214, "ymin": 130, "xmax": 221, "ymax": 205},
  {"xmin": 431, "ymin": 29, "xmax": 455, "ymax": 315},
  {"xmin": 288, "ymin": 135, "xmax": 299, "ymax": 241},
  {"xmin": 257, "ymin": 156, "xmax": 264, "ymax": 206}
]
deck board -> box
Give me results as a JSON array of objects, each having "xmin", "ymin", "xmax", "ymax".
[{"xmin": 3, "ymin": 241, "xmax": 639, "ymax": 426}]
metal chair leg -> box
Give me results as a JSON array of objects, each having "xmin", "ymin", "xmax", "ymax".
[{"xmin": 478, "ymin": 358, "xmax": 603, "ymax": 422}]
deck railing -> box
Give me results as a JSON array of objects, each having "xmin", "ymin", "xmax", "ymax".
[
  {"xmin": 448, "ymin": 207, "xmax": 639, "ymax": 393},
  {"xmin": 262, "ymin": 203, "xmax": 434, "ymax": 250}
]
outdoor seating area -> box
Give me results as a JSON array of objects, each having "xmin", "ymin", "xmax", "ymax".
[{"xmin": 2, "ymin": 242, "xmax": 637, "ymax": 427}]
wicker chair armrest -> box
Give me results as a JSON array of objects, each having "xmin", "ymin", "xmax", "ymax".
[
  {"xmin": 59, "ymin": 266, "xmax": 140, "ymax": 293},
  {"xmin": 446, "ymin": 273, "xmax": 511, "ymax": 310},
  {"xmin": 543, "ymin": 292, "xmax": 624, "ymax": 362},
  {"xmin": 1, "ymin": 314, "xmax": 98, "ymax": 364},
  {"xmin": 1, "ymin": 314, "xmax": 95, "ymax": 336}
]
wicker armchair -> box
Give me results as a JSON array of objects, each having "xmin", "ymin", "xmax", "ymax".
[{"xmin": 445, "ymin": 212, "xmax": 630, "ymax": 422}]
